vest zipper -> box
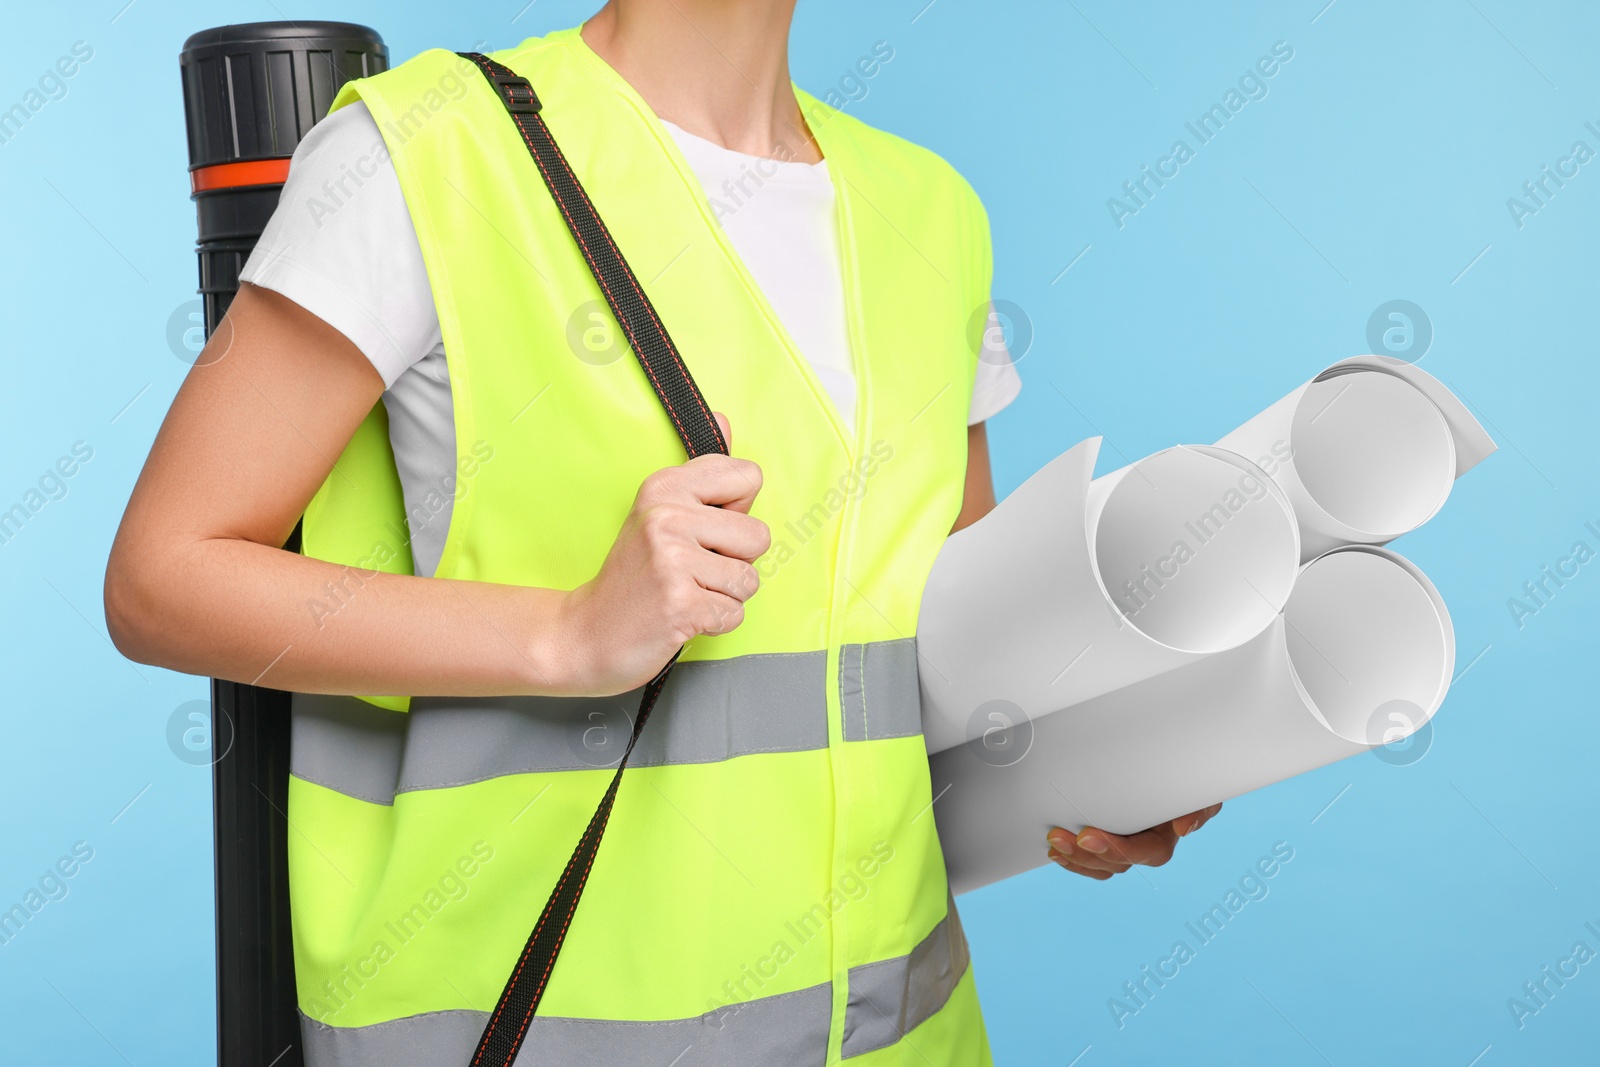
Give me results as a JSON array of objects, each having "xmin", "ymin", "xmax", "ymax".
[
  {"xmin": 807, "ymin": 89, "xmax": 873, "ymax": 1064},
  {"xmin": 561, "ymin": 35, "xmax": 874, "ymax": 1059}
]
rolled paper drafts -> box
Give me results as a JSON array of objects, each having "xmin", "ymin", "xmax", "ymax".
[
  {"xmin": 917, "ymin": 436, "xmax": 1302, "ymax": 754},
  {"xmin": 1216, "ymin": 355, "xmax": 1496, "ymax": 561},
  {"xmin": 929, "ymin": 545, "xmax": 1455, "ymax": 895}
]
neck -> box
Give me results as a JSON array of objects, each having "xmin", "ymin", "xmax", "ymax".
[{"xmin": 580, "ymin": 0, "xmax": 819, "ymax": 163}]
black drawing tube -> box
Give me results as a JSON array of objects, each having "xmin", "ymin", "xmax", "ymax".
[{"xmin": 178, "ymin": 22, "xmax": 387, "ymax": 1067}]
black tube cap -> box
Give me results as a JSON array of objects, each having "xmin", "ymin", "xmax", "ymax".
[{"xmin": 179, "ymin": 21, "xmax": 387, "ymax": 170}]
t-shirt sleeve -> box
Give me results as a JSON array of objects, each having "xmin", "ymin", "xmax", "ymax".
[
  {"xmin": 968, "ymin": 300, "xmax": 1023, "ymax": 424},
  {"xmin": 238, "ymin": 101, "xmax": 442, "ymax": 389},
  {"xmin": 954, "ymin": 175, "xmax": 1020, "ymax": 425}
]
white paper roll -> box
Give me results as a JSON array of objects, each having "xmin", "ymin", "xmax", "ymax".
[
  {"xmin": 930, "ymin": 545, "xmax": 1454, "ymax": 896},
  {"xmin": 917, "ymin": 437, "xmax": 1301, "ymax": 755},
  {"xmin": 1216, "ymin": 356, "xmax": 1496, "ymax": 561}
]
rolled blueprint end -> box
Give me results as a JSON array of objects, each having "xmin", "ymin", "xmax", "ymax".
[
  {"xmin": 1090, "ymin": 444, "xmax": 1299, "ymax": 654},
  {"xmin": 1284, "ymin": 545, "xmax": 1454, "ymax": 747},
  {"xmin": 930, "ymin": 544, "xmax": 1455, "ymax": 895},
  {"xmin": 1217, "ymin": 358, "xmax": 1495, "ymax": 561},
  {"xmin": 918, "ymin": 438, "xmax": 1300, "ymax": 754}
]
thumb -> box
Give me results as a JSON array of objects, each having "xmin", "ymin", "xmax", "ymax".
[{"xmin": 713, "ymin": 410, "xmax": 732, "ymax": 452}]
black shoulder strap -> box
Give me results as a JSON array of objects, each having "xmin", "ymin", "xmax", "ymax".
[{"xmin": 459, "ymin": 52, "xmax": 727, "ymax": 1067}]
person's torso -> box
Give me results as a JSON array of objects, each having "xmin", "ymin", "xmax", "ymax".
[
  {"xmin": 388, "ymin": 110, "xmax": 864, "ymax": 578},
  {"xmin": 289, "ymin": 27, "xmax": 995, "ymax": 1066}
]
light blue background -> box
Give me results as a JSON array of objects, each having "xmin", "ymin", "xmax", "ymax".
[{"xmin": 2, "ymin": 1, "xmax": 1596, "ymax": 1063}]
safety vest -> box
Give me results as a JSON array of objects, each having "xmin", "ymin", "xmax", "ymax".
[{"xmin": 290, "ymin": 26, "xmax": 994, "ymax": 1066}]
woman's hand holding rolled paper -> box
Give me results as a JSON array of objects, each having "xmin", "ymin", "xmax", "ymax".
[{"xmin": 1045, "ymin": 804, "xmax": 1223, "ymax": 880}]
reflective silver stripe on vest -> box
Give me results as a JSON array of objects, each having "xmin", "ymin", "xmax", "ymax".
[
  {"xmin": 292, "ymin": 639, "xmax": 926, "ymax": 804},
  {"xmin": 297, "ymin": 902, "xmax": 968, "ymax": 1065},
  {"xmin": 291, "ymin": 692, "xmax": 409, "ymax": 806},
  {"xmin": 291, "ymin": 650, "xmax": 829, "ymax": 804},
  {"xmin": 299, "ymin": 981, "xmax": 832, "ymax": 1067},
  {"xmin": 837, "ymin": 637, "xmax": 923, "ymax": 742},
  {"xmin": 841, "ymin": 895, "xmax": 972, "ymax": 1059}
]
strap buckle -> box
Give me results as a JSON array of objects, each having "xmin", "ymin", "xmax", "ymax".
[{"xmin": 490, "ymin": 73, "xmax": 542, "ymax": 115}]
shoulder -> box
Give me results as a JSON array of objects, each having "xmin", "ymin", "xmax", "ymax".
[
  {"xmin": 800, "ymin": 91, "xmax": 993, "ymax": 311},
  {"xmin": 799, "ymin": 89, "xmax": 985, "ymax": 219},
  {"xmin": 330, "ymin": 35, "xmax": 568, "ymax": 118}
]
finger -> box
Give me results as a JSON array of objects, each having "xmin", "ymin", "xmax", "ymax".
[
  {"xmin": 1047, "ymin": 848, "xmax": 1113, "ymax": 880},
  {"xmin": 695, "ymin": 553, "xmax": 760, "ymax": 603},
  {"xmin": 639, "ymin": 455, "xmax": 763, "ymax": 512},
  {"xmin": 1046, "ymin": 830, "xmax": 1132, "ymax": 875},
  {"xmin": 1077, "ymin": 824, "xmax": 1178, "ymax": 869},
  {"xmin": 713, "ymin": 410, "xmax": 732, "ymax": 451},
  {"xmin": 1067, "ymin": 856, "xmax": 1131, "ymax": 875},
  {"xmin": 692, "ymin": 508, "xmax": 772, "ymax": 563},
  {"xmin": 689, "ymin": 590, "xmax": 747, "ymax": 637},
  {"xmin": 683, "ymin": 454, "xmax": 764, "ymax": 512},
  {"xmin": 1054, "ymin": 849, "xmax": 1132, "ymax": 875},
  {"xmin": 1173, "ymin": 802, "xmax": 1225, "ymax": 838}
]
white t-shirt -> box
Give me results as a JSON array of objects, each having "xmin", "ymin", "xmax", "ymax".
[{"xmin": 242, "ymin": 102, "xmax": 1021, "ymax": 576}]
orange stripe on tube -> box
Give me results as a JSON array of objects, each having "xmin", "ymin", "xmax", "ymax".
[{"xmin": 190, "ymin": 158, "xmax": 291, "ymax": 194}]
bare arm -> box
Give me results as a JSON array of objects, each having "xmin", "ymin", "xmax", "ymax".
[
  {"xmin": 951, "ymin": 422, "xmax": 997, "ymax": 533},
  {"xmin": 104, "ymin": 282, "xmax": 766, "ymax": 698}
]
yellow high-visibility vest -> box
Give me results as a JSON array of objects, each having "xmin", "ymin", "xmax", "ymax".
[{"xmin": 290, "ymin": 26, "xmax": 995, "ymax": 1065}]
